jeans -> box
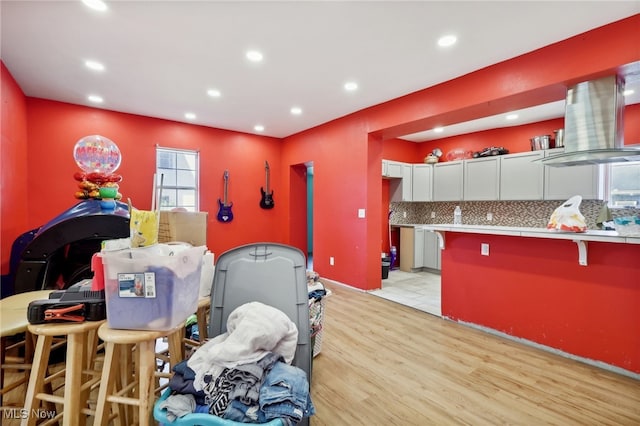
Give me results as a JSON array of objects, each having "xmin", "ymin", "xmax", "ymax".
[
  {"xmin": 224, "ymin": 399, "xmax": 267, "ymax": 423},
  {"xmin": 259, "ymin": 362, "xmax": 315, "ymax": 423}
]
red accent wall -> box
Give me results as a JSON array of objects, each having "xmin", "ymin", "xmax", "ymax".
[
  {"xmin": 381, "ymin": 137, "xmax": 419, "ymax": 162},
  {"xmin": 1, "ymin": 62, "xmax": 29, "ymax": 278},
  {"xmin": 1, "ymin": 15, "xmax": 639, "ymax": 371},
  {"xmin": 282, "ymin": 115, "xmax": 374, "ymax": 286},
  {"xmin": 23, "ymin": 98, "xmax": 285, "ymax": 261},
  {"xmin": 369, "ymin": 15, "xmax": 640, "ymax": 141},
  {"xmin": 413, "ymin": 118, "xmax": 566, "ymax": 162},
  {"xmin": 441, "ymin": 232, "xmax": 640, "ymax": 373}
]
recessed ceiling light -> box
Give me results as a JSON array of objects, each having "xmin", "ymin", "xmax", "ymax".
[
  {"xmin": 290, "ymin": 106, "xmax": 302, "ymax": 115},
  {"xmin": 506, "ymin": 113, "xmax": 519, "ymax": 120},
  {"xmin": 185, "ymin": 112, "xmax": 196, "ymax": 120},
  {"xmin": 82, "ymin": 0, "xmax": 108, "ymax": 12},
  {"xmin": 88, "ymin": 94, "xmax": 103, "ymax": 103},
  {"xmin": 433, "ymin": 127, "xmax": 444, "ymax": 133},
  {"xmin": 246, "ymin": 50, "xmax": 264, "ymax": 62},
  {"xmin": 254, "ymin": 124, "xmax": 265, "ymax": 132},
  {"xmin": 437, "ymin": 34, "xmax": 457, "ymax": 47},
  {"xmin": 623, "ymin": 89, "xmax": 635, "ymax": 97},
  {"xmin": 85, "ymin": 60, "xmax": 105, "ymax": 71},
  {"xmin": 344, "ymin": 81, "xmax": 358, "ymax": 91},
  {"xmin": 207, "ymin": 89, "xmax": 221, "ymax": 98}
]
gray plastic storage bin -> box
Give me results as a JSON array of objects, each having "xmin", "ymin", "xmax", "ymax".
[
  {"xmin": 155, "ymin": 243, "xmax": 312, "ymax": 426},
  {"xmin": 209, "ymin": 243, "xmax": 312, "ymax": 383}
]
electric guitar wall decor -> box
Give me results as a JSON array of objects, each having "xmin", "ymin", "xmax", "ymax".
[
  {"xmin": 260, "ymin": 161, "xmax": 274, "ymax": 209},
  {"xmin": 217, "ymin": 170, "xmax": 234, "ymax": 222}
]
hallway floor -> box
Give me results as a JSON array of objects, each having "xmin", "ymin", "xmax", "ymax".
[{"xmin": 369, "ymin": 269, "xmax": 441, "ymax": 317}]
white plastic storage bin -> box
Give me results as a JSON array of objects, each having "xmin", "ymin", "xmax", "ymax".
[{"xmin": 101, "ymin": 244, "xmax": 206, "ymax": 330}]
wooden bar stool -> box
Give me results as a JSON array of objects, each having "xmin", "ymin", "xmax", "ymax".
[
  {"xmin": 0, "ymin": 290, "xmax": 54, "ymax": 407},
  {"xmin": 158, "ymin": 297, "xmax": 210, "ymax": 367},
  {"xmin": 93, "ymin": 323, "xmax": 185, "ymax": 426},
  {"xmin": 182, "ymin": 296, "xmax": 211, "ymax": 349},
  {"xmin": 22, "ymin": 319, "xmax": 104, "ymax": 426},
  {"xmin": 195, "ymin": 296, "xmax": 211, "ymax": 342}
]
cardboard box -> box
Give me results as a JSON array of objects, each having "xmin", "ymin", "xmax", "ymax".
[{"xmin": 158, "ymin": 211, "xmax": 208, "ymax": 246}]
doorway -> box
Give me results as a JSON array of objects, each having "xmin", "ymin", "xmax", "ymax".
[
  {"xmin": 288, "ymin": 162, "xmax": 314, "ymax": 271},
  {"xmin": 306, "ymin": 164, "xmax": 314, "ymax": 270}
]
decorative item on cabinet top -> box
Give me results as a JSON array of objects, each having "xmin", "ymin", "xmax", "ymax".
[
  {"xmin": 424, "ymin": 148, "xmax": 442, "ymax": 164},
  {"xmin": 446, "ymin": 148, "xmax": 474, "ymax": 161},
  {"xmin": 472, "ymin": 146, "xmax": 509, "ymax": 158}
]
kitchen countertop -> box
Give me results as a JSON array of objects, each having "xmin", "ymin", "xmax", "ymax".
[{"xmin": 393, "ymin": 223, "xmax": 640, "ymax": 245}]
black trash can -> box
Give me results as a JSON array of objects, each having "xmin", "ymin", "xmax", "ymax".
[{"xmin": 382, "ymin": 260, "xmax": 391, "ymax": 279}]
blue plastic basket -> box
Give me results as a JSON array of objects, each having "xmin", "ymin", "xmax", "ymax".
[{"xmin": 153, "ymin": 388, "xmax": 284, "ymax": 426}]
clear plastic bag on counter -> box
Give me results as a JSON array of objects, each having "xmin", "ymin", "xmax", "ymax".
[{"xmin": 547, "ymin": 195, "xmax": 587, "ymax": 232}]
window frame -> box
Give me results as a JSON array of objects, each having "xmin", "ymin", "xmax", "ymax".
[
  {"xmin": 605, "ymin": 159, "xmax": 640, "ymax": 209},
  {"xmin": 155, "ymin": 146, "xmax": 200, "ymax": 212}
]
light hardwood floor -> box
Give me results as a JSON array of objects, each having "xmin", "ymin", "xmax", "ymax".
[
  {"xmin": 310, "ymin": 282, "xmax": 640, "ymax": 425},
  {"xmin": 2, "ymin": 283, "xmax": 639, "ymax": 425}
]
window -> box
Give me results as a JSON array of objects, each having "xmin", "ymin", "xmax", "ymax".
[
  {"xmin": 608, "ymin": 161, "xmax": 640, "ymax": 208},
  {"xmin": 155, "ymin": 147, "xmax": 199, "ymax": 211}
]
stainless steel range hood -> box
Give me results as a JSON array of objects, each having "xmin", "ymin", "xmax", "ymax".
[{"xmin": 540, "ymin": 75, "xmax": 640, "ymax": 167}]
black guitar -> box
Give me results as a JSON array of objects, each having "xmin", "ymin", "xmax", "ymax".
[
  {"xmin": 260, "ymin": 161, "xmax": 274, "ymax": 209},
  {"xmin": 217, "ymin": 170, "xmax": 234, "ymax": 222}
]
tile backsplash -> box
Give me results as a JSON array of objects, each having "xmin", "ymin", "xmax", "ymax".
[{"xmin": 389, "ymin": 200, "xmax": 640, "ymax": 230}]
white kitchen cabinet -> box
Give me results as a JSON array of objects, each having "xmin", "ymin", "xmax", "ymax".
[
  {"xmin": 433, "ymin": 161, "xmax": 464, "ymax": 201},
  {"xmin": 543, "ymin": 149, "xmax": 602, "ymax": 200},
  {"xmin": 423, "ymin": 230, "xmax": 441, "ymax": 270},
  {"xmin": 500, "ymin": 151, "xmax": 545, "ymax": 200},
  {"xmin": 413, "ymin": 227, "xmax": 425, "ymax": 269},
  {"xmin": 390, "ymin": 163, "xmax": 413, "ymax": 202},
  {"xmin": 412, "ymin": 164, "xmax": 433, "ymax": 202},
  {"xmin": 464, "ymin": 157, "xmax": 500, "ymax": 200},
  {"xmin": 382, "ymin": 159, "xmax": 404, "ymax": 178}
]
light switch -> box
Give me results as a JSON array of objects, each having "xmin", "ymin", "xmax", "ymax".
[
  {"xmin": 358, "ymin": 208, "xmax": 366, "ymax": 218},
  {"xmin": 481, "ymin": 243, "xmax": 490, "ymax": 256}
]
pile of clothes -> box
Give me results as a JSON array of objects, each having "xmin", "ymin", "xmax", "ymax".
[{"xmin": 159, "ymin": 302, "xmax": 314, "ymax": 425}]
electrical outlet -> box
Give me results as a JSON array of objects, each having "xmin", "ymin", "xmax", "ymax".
[
  {"xmin": 403, "ymin": 211, "xmax": 407, "ymax": 218},
  {"xmin": 486, "ymin": 212, "xmax": 493, "ymax": 221},
  {"xmin": 481, "ymin": 243, "xmax": 490, "ymax": 256},
  {"xmin": 330, "ymin": 256, "xmax": 334, "ymax": 266},
  {"xmin": 358, "ymin": 208, "xmax": 366, "ymax": 218},
  {"xmin": 431, "ymin": 211, "xmax": 436, "ymax": 219}
]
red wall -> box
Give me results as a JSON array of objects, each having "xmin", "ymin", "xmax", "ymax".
[
  {"xmin": 22, "ymin": 99, "xmax": 285, "ymax": 261},
  {"xmin": 441, "ymin": 232, "xmax": 640, "ymax": 373},
  {"xmin": 381, "ymin": 137, "xmax": 419, "ymax": 162},
  {"xmin": 2, "ymin": 15, "xmax": 639, "ymax": 295},
  {"xmin": 369, "ymin": 15, "xmax": 640, "ymax": 141},
  {"xmin": 1, "ymin": 15, "xmax": 639, "ymax": 372},
  {"xmin": 413, "ymin": 118, "xmax": 565, "ymax": 162},
  {"xmin": 1, "ymin": 62, "xmax": 30, "ymax": 279},
  {"xmin": 282, "ymin": 115, "xmax": 374, "ymax": 286}
]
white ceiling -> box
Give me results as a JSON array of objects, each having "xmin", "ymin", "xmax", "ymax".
[{"xmin": 2, "ymin": 1, "xmax": 639, "ymax": 142}]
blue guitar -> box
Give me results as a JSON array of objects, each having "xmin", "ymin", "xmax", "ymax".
[{"xmin": 217, "ymin": 170, "xmax": 233, "ymax": 222}]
